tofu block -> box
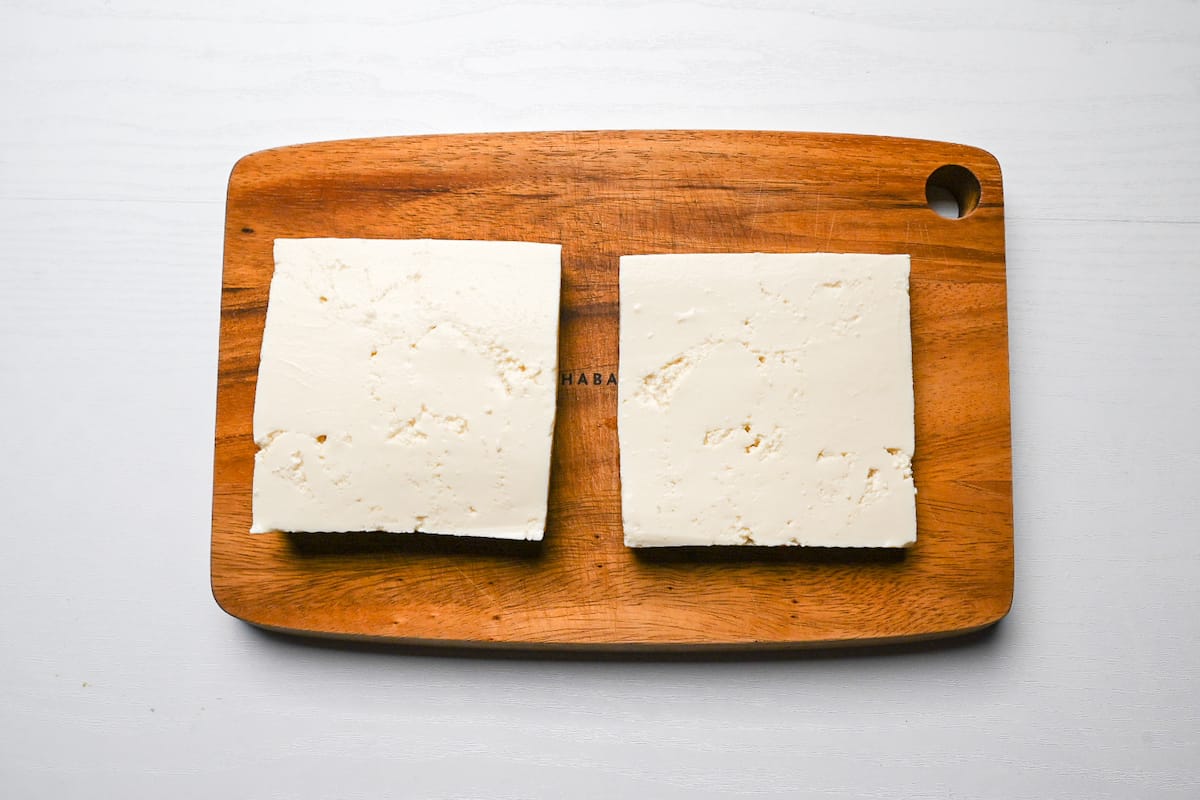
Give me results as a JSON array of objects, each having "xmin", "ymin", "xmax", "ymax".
[
  {"xmin": 619, "ymin": 253, "xmax": 915, "ymax": 547},
  {"xmin": 251, "ymin": 238, "xmax": 561, "ymax": 539}
]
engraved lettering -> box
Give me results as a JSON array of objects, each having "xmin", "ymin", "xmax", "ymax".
[{"xmin": 559, "ymin": 370, "xmax": 618, "ymax": 387}]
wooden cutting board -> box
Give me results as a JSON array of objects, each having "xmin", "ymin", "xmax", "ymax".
[{"xmin": 211, "ymin": 131, "xmax": 1013, "ymax": 649}]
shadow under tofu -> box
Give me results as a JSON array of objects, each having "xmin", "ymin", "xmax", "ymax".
[
  {"xmin": 283, "ymin": 530, "xmax": 544, "ymax": 560},
  {"xmin": 632, "ymin": 543, "xmax": 908, "ymax": 567}
]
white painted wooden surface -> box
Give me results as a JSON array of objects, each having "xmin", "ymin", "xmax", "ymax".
[{"xmin": 3, "ymin": 1, "xmax": 1198, "ymax": 797}]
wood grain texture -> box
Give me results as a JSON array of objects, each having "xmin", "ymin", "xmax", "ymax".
[{"xmin": 211, "ymin": 130, "xmax": 1012, "ymax": 647}]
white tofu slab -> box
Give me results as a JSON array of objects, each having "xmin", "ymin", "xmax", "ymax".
[
  {"xmin": 251, "ymin": 238, "xmax": 561, "ymax": 539},
  {"xmin": 619, "ymin": 252, "xmax": 915, "ymax": 547}
]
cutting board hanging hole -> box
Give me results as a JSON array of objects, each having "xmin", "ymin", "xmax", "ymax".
[{"xmin": 926, "ymin": 164, "xmax": 981, "ymax": 219}]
